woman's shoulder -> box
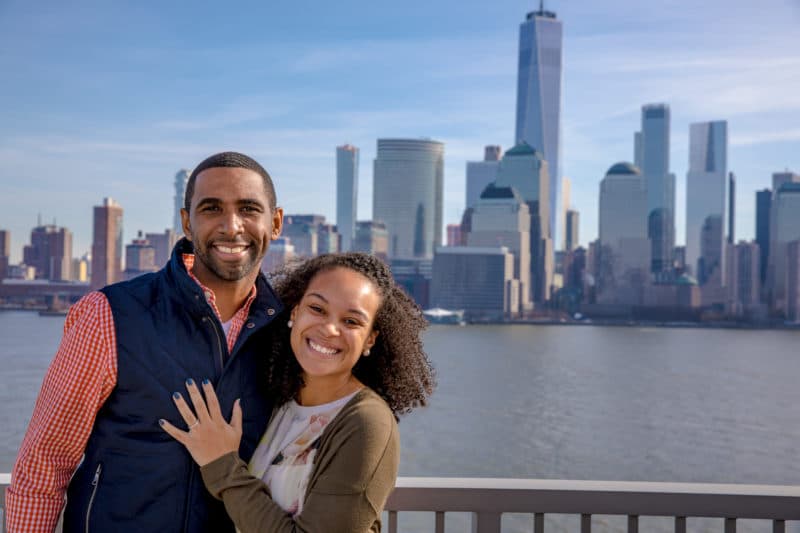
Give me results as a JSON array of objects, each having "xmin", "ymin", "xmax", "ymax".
[{"xmin": 332, "ymin": 388, "xmax": 397, "ymax": 440}]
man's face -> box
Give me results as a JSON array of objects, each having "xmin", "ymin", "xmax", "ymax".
[{"xmin": 181, "ymin": 167, "xmax": 283, "ymax": 287}]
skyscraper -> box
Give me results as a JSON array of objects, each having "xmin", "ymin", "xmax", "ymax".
[
  {"xmin": 123, "ymin": 232, "xmax": 157, "ymax": 281},
  {"xmin": 23, "ymin": 224, "xmax": 73, "ymax": 281},
  {"xmin": 0, "ymin": 229, "xmax": 9, "ymax": 279},
  {"xmin": 493, "ymin": 142, "xmax": 552, "ymax": 303},
  {"xmin": 515, "ymin": 4, "xmax": 563, "ymax": 250},
  {"xmin": 91, "ymin": 197, "xmax": 124, "ymax": 290},
  {"xmin": 174, "ymin": 169, "xmax": 189, "ymax": 234},
  {"xmin": 685, "ymin": 120, "xmax": 728, "ymax": 287},
  {"xmin": 767, "ymin": 182, "xmax": 800, "ymax": 311},
  {"xmin": 465, "ymin": 145, "xmax": 502, "ymax": 210},
  {"xmin": 728, "ymin": 172, "xmax": 736, "ymax": 244},
  {"xmin": 373, "ymin": 138, "xmax": 444, "ymax": 259},
  {"xmin": 636, "ymin": 104, "xmax": 675, "ymax": 274},
  {"xmin": 336, "ymin": 144, "xmax": 359, "ymax": 252},
  {"xmin": 467, "ymin": 184, "xmax": 531, "ymax": 310},
  {"xmin": 598, "ymin": 163, "xmax": 649, "ymax": 305},
  {"xmin": 565, "ymin": 209, "xmax": 579, "ymax": 252},
  {"xmin": 755, "ymin": 188, "xmax": 772, "ymax": 286}
]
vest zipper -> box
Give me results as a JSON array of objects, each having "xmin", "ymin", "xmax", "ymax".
[
  {"xmin": 203, "ymin": 315, "xmax": 226, "ymax": 374},
  {"xmin": 85, "ymin": 463, "xmax": 102, "ymax": 533},
  {"xmin": 183, "ymin": 463, "xmax": 195, "ymax": 531}
]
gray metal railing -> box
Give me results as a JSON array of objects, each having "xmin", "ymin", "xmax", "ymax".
[
  {"xmin": 385, "ymin": 477, "xmax": 800, "ymax": 533},
  {"xmin": 3, "ymin": 474, "xmax": 799, "ymax": 533}
]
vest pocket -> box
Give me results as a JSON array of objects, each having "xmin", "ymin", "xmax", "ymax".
[{"xmin": 85, "ymin": 463, "xmax": 103, "ymax": 533}]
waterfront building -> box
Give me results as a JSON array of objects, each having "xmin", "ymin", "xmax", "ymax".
[
  {"xmin": 91, "ymin": 197, "xmax": 124, "ymax": 291},
  {"xmin": 785, "ymin": 240, "xmax": 800, "ymax": 322},
  {"xmin": 465, "ymin": 145, "xmax": 502, "ymax": 210},
  {"xmin": 336, "ymin": 144, "xmax": 358, "ymax": 252},
  {"xmin": 123, "ymin": 232, "xmax": 158, "ymax": 281},
  {"xmin": 373, "ymin": 138, "xmax": 444, "ymax": 259},
  {"xmin": 467, "ymin": 184, "xmax": 532, "ymax": 310},
  {"xmin": 725, "ymin": 241, "xmax": 761, "ymax": 317},
  {"xmin": 71, "ymin": 253, "xmax": 90, "ymax": 283},
  {"xmin": 636, "ymin": 104, "xmax": 675, "ymax": 275},
  {"xmin": 23, "ymin": 224, "xmax": 73, "ymax": 281},
  {"xmin": 0, "ymin": 229, "xmax": 11, "ymax": 279},
  {"xmin": 145, "ymin": 229, "xmax": 179, "ymax": 268},
  {"xmin": 431, "ymin": 246, "xmax": 519, "ymax": 320},
  {"xmin": 767, "ymin": 183, "xmax": 800, "ymax": 312},
  {"xmin": 515, "ymin": 4, "xmax": 563, "ymax": 250},
  {"xmin": 493, "ymin": 142, "xmax": 552, "ymax": 303},
  {"xmin": 772, "ymin": 170, "xmax": 800, "ymax": 192},
  {"xmin": 685, "ymin": 120, "xmax": 728, "ymax": 292},
  {"xmin": 390, "ymin": 258, "xmax": 432, "ymax": 309},
  {"xmin": 282, "ymin": 214, "xmax": 328, "ymax": 258},
  {"xmin": 174, "ymin": 169, "xmax": 189, "ymax": 234},
  {"xmin": 353, "ymin": 220, "xmax": 389, "ymax": 261},
  {"xmin": 317, "ymin": 223, "xmax": 340, "ymax": 255},
  {"xmin": 261, "ymin": 237, "xmax": 294, "ymax": 273},
  {"xmin": 561, "ymin": 177, "xmax": 571, "ymax": 251},
  {"xmin": 597, "ymin": 162, "xmax": 649, "ymax": 305},
  {"xmin": 728, "ymin": 172, "xmax": 736, "ymax": 245},
  {"xmin": 756, "ymin": 188, "xmax": 772, "ymax": 287},
  {"xmin": 446, "ymin": 224, "xmax": 464, "ymax": 246},
  {"xmin": 565, "ymin": 209, "xmax": 579, "ymax": 252}
]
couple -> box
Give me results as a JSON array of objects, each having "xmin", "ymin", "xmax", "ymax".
[{"xmin": 6, "ymin": 152, "xmax": 435, "ymax": 532}]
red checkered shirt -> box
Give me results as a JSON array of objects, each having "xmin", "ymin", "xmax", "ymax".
[{"xmin": 5, "ymin": 254, "xmax": 257, "ymax": 533}]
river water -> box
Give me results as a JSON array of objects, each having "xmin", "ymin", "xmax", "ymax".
[{"xmin": 2, "ymin": 311, "xmax": 799, "ymax": 532}]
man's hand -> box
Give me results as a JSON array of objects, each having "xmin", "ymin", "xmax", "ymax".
[{"xmin": 160, "ymin": 379, "xmax": 243, "ymax": 467}]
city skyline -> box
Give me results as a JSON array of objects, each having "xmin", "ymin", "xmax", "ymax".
[{"xmin": 1, "ymin": 0, "xmax": 799, "ymax": 263}]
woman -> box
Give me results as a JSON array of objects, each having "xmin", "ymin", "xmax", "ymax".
[{"xmin": 160, "ymin": 252, "xmax": 435, "ymax": 532}]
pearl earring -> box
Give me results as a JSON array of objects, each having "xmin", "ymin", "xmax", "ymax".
[
  {"xmin": 363, "ymin": 349, "xmax": 370, "ymax": 356},
  {"xmin": 287, "ymin": 320, "xmax": 294, "ymax": 328}
]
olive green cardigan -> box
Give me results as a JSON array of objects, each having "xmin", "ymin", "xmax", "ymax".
[{"xmin": 200, "ymin": 388, "xmax": 399, "ymax": 533}]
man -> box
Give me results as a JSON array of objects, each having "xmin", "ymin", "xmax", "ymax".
[{"xmin": 6, "ymin": 152, "xmax": 284, "ymax": 532}]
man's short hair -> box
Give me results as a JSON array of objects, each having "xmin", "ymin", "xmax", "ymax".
[{"xmin": 184, "ymin": 151, "xmax": 277, "ymax": 212}]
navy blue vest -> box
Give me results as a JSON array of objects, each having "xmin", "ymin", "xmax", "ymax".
[{"xmin": 63, "ymin": 239, "xmax": 281, "ymax": 532}]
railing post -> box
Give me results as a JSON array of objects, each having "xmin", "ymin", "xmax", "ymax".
[
  {"xmin": 675, "ymin": 516, "xmax": 686, "ymax": 533},
  {"xmin": 471, "ymin": 511, "xmax": 501, "ymax": 533},
  {"xmin": 581, "ymin": 513, "xmax": 592, "ymax": 533},
  {"xmin": 725, "ymin": 518, "xmax": 736, "ymax": 533},
  {"xmin": 773, "ymin": 520, "xmax": 785, "ymax": 533},
  {"xmin": 628, "ymin": 515, "xmax": 638, "ymax": 533},
  {"xmin": 387, "ymin": 510, "xmax": 397, "ymax": 533},
  {"xmin": 435, "ymin": 511, "xmax": 445, "ymax": 533},
  {"xmin": 534, "ymin": 512, "xmax": 545, "ymax": 533}
]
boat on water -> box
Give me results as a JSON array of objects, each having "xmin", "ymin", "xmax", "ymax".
[
  {"xmin": 423, "ymin": 308, "xmax": 465, "ymax": 325},
  {"xmin": 38, "ymin": 308, "xmax": 69, "ymax": 317}
]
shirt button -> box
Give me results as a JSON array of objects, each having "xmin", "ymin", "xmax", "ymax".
[
  {"xmin": 246, "ymin": 322, "xmax": 255, "ymax": 329},
  {"xmin": 267, "ymin": 308, "xmax": 275, "ymax": 315}
]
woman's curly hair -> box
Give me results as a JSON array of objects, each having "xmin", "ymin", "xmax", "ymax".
[{"xmin": 264, "ymin": 252, "xmax": 436, "ymax": 416}]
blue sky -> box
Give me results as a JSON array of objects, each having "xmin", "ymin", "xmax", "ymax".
[{"xmin": 1, "ymin": 0, "xmax": 798, "ymax": 262}]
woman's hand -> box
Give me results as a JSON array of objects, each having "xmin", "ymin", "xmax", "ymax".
[{"xmin": 160, "ymin": 378, "xmax": 243, "ymax": 467}]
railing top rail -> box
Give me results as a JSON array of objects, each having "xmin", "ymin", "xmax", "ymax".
[
  {"xmin": 0, "ymin": 474, "xmax": 9, "ymax": 485},
  {"xmin": 395, "ymin": 477, "xmax": 800, "ymax": 497},
  {"xmin": 388, "ymin": 477, "xmax": 800, "ymax": 520}
]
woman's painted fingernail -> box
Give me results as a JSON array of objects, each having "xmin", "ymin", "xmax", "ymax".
[
  {"xmin": 186, "ymin": 378, "xmax": 194, "ymax": 386},
  {"xmin": 202, "ymin": 378, "xmax": 210, "ymax": 385},
  {"xmin": 158, "ymin": 419, "xmax": 165, "ymax": 426},
  {"xmin": 173, "ymin": 392, "xmax": 181, "ymax": 400}
]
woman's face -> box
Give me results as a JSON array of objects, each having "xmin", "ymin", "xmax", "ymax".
[{"xmin": 290, "ymin": 267, "xmax": 380, "ymax": 385}]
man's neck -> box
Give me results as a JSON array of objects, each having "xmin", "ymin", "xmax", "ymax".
[
  {"xmin": 205, "ymin": 280, "xmax": 254, "ymax": 322},
  {"xmin": 191, "ymin": 268, "xmax": 257, "ymax": 322}
]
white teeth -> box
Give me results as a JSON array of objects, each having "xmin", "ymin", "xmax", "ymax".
[
  {"xmin": 217, "ymin": 245, "xmax": 246, "ymax": 254},
  {"xmin": 309, "ymin": 339, "xmax": 337, "ymax": 355}
]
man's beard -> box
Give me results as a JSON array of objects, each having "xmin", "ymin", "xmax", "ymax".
[{"xmin": 193, "ymin": 240, "xmax": 262, "ymax": 282}]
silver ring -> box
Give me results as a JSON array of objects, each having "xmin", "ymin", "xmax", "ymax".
[{"xmin": 188, "ymin": 420, "xmax": 199, "ymax": 430}]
